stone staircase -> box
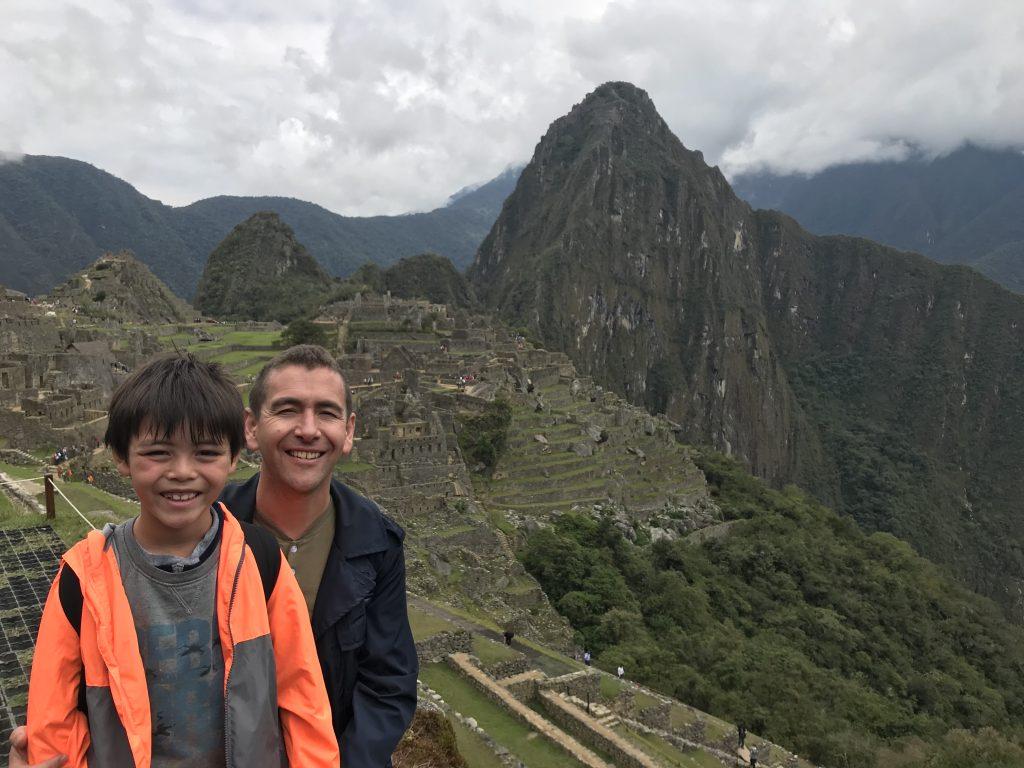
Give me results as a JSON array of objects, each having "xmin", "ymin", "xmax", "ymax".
[{"xmin": 560, "ymin": 692, "xmax": 621, "ymax": 728}]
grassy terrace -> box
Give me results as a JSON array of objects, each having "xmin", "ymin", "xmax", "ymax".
[
  {"xmin": 420, "ymin": 663, "xmax": 589, "ymax": 768},
  {"xmin": 614, "ymin": 726, "xmax": 724, "ymax": 768},
  {"xmin": 409, "ymin": 605, "xmax": 456, "ymax": 640},
  {"xmin": 448, "ymin": 717, "xmax": 500, "ymax": 768}
]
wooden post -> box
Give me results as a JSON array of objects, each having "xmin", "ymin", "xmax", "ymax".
[{"xmin": 44, "ymin": 473, "xmax": 55, "ymax": 519}]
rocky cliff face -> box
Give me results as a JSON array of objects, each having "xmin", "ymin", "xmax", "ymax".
[
  {"xmin": 47, "ymin": 251, "xmax": 193, "ymax": 324},
  {"xmin": 194, "ymin": 212, "xmax": 332, "ymax": 322},
  {"xmin": 471, "ymin": 81, "xmax": 1024, "ymax": 614},
  {"xmin": 471, "ymin": 82, "xmax": 821, "ymax": 486}
]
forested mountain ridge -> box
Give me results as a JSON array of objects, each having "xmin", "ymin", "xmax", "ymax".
[
  {"xmin": 470, "ymin": 81, "xmax": 1024, "ymax": 616},
  {"xmin": 731, "ymin": 144, "xmax": 1024, "ymax": 293},
  {"xmin": 194, "ymin": 212, "xmax": 333, "ymax": 323},
  {"xmin": 522, "ymin": 450, "xmax": 1024, "ymax": 767},
  {"xmin": 0, "ymin": 155, "xmax": 519, "ymax": 298}
]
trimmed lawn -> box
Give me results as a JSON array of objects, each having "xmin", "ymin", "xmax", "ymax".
[
  {"xmin": 471, "ymin": 635, "xmax": 520, "ymax": 667},
  {"xmin": 420, "ymin": 663, "xmax": 587, "ymax": 768},
  {"xmin": 616, "ymin": 726, "xmax": 723, "ymax": 768},
  {"xmin": 409, "ymin": 606, "xmax": 456, "ymax": 640},
  {"xmin": 448, "ymin": 717, "xmax": 500, "ymax": 768}
]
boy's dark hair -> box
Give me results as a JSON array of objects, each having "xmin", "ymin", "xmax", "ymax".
[
  {"xmin": 248, "ymin": 344, "xmax": 351, "ymax": 419},
  {"xmin": 104, "ymin": 354, "xmax": 244, "ymax": 459}
]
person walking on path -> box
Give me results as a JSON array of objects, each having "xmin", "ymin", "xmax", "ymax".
[
  {"xmin": 583, "ymin": 650, "xmax": 592, "ymax": 666},
  {"xmin": 738, "ymin": 722, "xmax": 746, "ymax": 748},
  {"xmin": 617, "ymin": 665, "xmax": 625, "ymax": 680}
]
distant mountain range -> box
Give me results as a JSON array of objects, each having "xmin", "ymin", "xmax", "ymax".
[
  {"xmin": 732, "ymin": 144, "xmax": 1024, "ymax": 293},
  {"xmin": 0, "ymin": 155, "xmax": 521, "ymax": 298}
]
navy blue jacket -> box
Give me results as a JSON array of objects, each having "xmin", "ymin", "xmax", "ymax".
[{"xmin": 220, "ymin": 474, "xmax": 418, "ymax": 767}]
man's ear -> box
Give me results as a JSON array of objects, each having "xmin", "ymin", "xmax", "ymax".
[
  {"xmin": 341, "ymin": 410, "xmax": 356, "ymax": 457},
  {"xmin": 244, "ymin": 408, "xmax": 260, "ymax": 452}
]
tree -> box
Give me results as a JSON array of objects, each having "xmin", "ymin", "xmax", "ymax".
[{"xmin": 280, "ymin": 318, "xmax": 328, "ymax": 348}]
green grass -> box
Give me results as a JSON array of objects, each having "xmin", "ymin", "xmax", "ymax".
[
  {"xmin": 599, "ymin": 675, "xmax": 622, "ymax": 701},
  {"xmin": 209, "ymin": 349, "xmax": 277, "ymax": 366},
  {"xmin": 615, "ymin": 725, "xmax": 723, "ymax": 768},
  {"xmin": 409, "ymin": 606, "xmax": 456, "ymax": 640},
  {"xmin": 471, "ymin": 635, "xmax": 520, "ymax": 667},
  {"xmin": 448, "ymin": 717, "xmax": 500, "ymax": 768},
  {"xmin": 420, "ymin": 663, "xmax": 588, "ymax": 768}
]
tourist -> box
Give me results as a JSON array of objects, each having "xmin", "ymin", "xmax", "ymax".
[
  {"xmin": 617, "ymin": 664, "xmax": 625, "ymax": 680},
  {"xmin": 11, "ymin": 345, "xmax": 417, "ymax": 768},
  {"xmin": 219, "ymin": 344, "xmax": 417, "ymax": 766},
  {"xmin": 584, "ymin": 649, "xmax": 592, "ymax": 666},
  {"xmin": 24, "ymin": 355, "xmax": 338, "ymax": 767}
]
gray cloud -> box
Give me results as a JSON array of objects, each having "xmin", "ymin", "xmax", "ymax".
[{"xmin": 2, "ymin": 0, "xmax": 1022, "ymax": 214}]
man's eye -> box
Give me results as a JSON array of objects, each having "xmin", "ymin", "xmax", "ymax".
[{"xmin": 320, "ymin": 411, "xmax": 341, "ymax": 419}]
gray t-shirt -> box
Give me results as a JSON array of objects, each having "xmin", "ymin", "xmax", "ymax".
[{"xmin": 110, "ymin": 515, "xmax": 226, "ymax": 767}]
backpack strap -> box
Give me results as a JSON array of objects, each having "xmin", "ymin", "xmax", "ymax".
[{"xmin": 239, "ymin": 520, "xmax": 282, "ymax": 603}]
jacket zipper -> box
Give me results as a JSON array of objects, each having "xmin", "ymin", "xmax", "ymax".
[{"xmin": 223, "ymin": 541, "xmax": 246, "ymax": 768}]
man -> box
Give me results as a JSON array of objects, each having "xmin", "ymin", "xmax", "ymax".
[{"xmin": 11, "ymin": 344, "xmax": 417, "ymax": 767}]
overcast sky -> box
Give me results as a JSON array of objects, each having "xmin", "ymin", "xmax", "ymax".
[{"xmin": 3, "ymin": 0, "xmax": 1023, "ymax": 215}]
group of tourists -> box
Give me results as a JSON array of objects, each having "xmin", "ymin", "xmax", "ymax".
[{"xmin": 10, "ymin": 344, "xmax": 418, "ymax": 767}]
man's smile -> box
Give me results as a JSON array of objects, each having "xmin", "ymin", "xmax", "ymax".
[{"xmin": 286, "ymin": 449, "xmax": 326, "ymax": 460}]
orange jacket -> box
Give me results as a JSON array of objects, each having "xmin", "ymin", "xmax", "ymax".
[{"xmin": 27, "ymin": 505, "xmax": 340, "ymax": 767}]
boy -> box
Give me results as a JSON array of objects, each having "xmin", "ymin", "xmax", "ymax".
[{"xmin": 26, "ymin": 355, "xmax": 339, "ymax": 767}]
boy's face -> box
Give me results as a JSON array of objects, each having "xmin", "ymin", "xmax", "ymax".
[
  {"xmin": 245, "ymin": 364, "xmax": 355, "ymax": 497},
  {"xmin": 116, "ymin": 424, "xmax": 237, "ymax": 542}
]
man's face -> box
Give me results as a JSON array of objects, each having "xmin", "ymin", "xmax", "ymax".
[{"xmin": 245, "ymin": 365, "xmax": 355, "ymax": 497}]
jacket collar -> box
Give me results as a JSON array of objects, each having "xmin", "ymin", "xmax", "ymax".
[{"xmin": 220, "ymin": 472, "xmax": 393, "ymax": 559}]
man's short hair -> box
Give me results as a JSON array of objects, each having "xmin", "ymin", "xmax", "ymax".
[
  {"xmin": 248, "ymin": 344, "xmax": 351, "ymax": 419},
  {"xmin": 104, "ymin": 354, "xmax": 245, "ymax": 459}
]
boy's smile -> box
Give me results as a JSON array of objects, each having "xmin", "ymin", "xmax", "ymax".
[{"xmin": 116, "ymin": 425, "xmax": 238, "ymax": 556}]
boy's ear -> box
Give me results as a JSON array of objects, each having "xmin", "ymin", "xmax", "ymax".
[
  {"xmin": 244, "ymin": 408, "xmax": 260, "ymax": 452},
  {"xmin": 114, "ymin": 454, "xmax": 131, "ymax": 477}
]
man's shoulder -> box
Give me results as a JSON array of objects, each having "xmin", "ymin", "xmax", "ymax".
[{"xmin": 331, "ymin": 478, "xmax": 405, "ymax": 556}]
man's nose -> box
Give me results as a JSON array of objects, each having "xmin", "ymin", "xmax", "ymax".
[{"xmin": 294, "ymin": 409, "xmax": 320, "ymax": 438}]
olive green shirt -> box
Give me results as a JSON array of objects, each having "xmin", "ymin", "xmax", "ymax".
[{"xmin": 254, "ymin": 502, "xmax": 335, "ymax": 616}]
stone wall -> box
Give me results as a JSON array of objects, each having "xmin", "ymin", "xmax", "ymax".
[
  {"xmin": 484, "ymin": 655, "xmax": 531, "ymax": 680},
  {"xmin": 415, "ymin": 629, "xmax": 472, "ymax": 664},
  {"xmin": 537, "ymin": 691, "xmax": 654, "ymax": 768},
  {"xmin": 540, "ymin": 669, "xmax": 600, "ymax": 700}
]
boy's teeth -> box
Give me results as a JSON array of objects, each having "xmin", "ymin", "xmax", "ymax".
[{"xmin": 165, "ymin": 492, "xmax": 199, "ymax": 501}]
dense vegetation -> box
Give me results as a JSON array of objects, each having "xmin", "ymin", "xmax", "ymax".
[
  {"xmin": 456, "ymin": 399, "xmax": 512, "ymax": 470},
  {"xmin": 521, "ymin": 450, "xmax": 1024, "ymax": 767},
  {"xmin": 343, "ymin": 254, "xmax": 475, "ymax": 307},
  {"xmin": 194, "ymin": 212, "xmax": 333, "ymax": 323}
]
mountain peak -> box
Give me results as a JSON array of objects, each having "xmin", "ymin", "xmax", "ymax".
[
  {"xmin": 194, "ymin": 212, "xmax": 332, "ymax": 322},
  {"xmin": 47, "ymin": 250, "xmax": 193, "ymax": 324}
]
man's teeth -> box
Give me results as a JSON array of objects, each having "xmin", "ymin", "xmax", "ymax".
[
  {"xmin": 288, "ymin": 450, "xmax": 323, "ymax": 460},
  {"xmin": 164, "ymin": 492, "xmax": 199, "ymax": 501}
]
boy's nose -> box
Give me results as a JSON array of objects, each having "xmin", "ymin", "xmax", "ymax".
[{"xmin": 167, "ymin": 455, "xmax": 199, "ymax": 478}]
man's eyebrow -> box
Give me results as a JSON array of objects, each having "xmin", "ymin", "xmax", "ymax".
[{"xmin": 267, "ymin": 396, "xmax": 345, "ymax": 411}]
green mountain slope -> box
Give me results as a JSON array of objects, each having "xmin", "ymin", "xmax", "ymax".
[
  {"xmin": 522, "ymin": 451, "xmax": 1024, "ymax": 767},
  {"xmin": 731, "ymin": 145, "xmax": 1024, "ymax": 293},
  {"xmin": 470, "ymin": 81, "xmax": 1024, "ymax": 615},
  {"xmin": 194, "ymin": 212, "xmax": 332, "ymax": 322}
]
